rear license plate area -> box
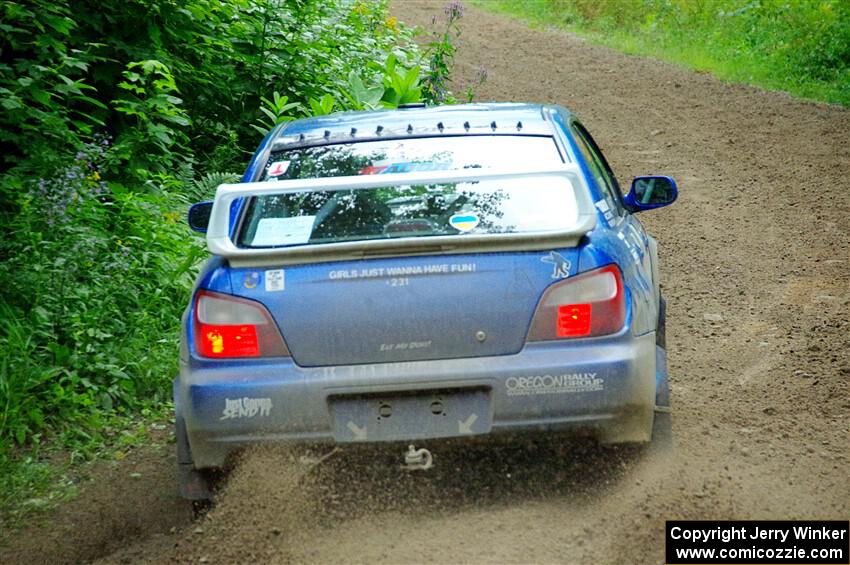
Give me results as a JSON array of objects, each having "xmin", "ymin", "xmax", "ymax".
[{"xmin": 330, "ymin": 388, "xmax": 491, "ymax": 443}]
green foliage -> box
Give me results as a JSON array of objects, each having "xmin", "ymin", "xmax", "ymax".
[
  {"xmin": 185, "ymin": 172, "xmax": 242, "ymax": 204},
  {"xmin": 422, "ymin": 1, "xmax": 466, "ymax": 104},
  {"xmin": 343, "ymin": 72, "xmax": 385, "ymax": 111},
  {"xmin": 112, "ymin": 60, "xmax": 191, "ymax": 175},
  {"xmin": 0, "ymin": 410, "xmax": 168, "ymax": 527},
  {"xmin": 463, "ymin": 67, "xmax": 489, "ymax": 103},
  {"xmin": 380, "ymin": 54, "xmax": 424, "ymax": 106},
  {"xmin": 251, "ymin": 92, "xmax": 301, "ymax": 136},
  {"xmin": 0, "ymin": 449, "xmax": 76, "ymax": 527},
  {"xmin": 308, "ymin": 93, "xmax": 339, "ymax": 116},
  {"xmin": 0, "ymin": 1, "xmax": 104, "ymax": 179},
  {"xmin": 331, "ymin": 53, "xmax": 430, "ymax": 114},
  {"xmin": 0, "ymin": 0, "xmax": 426, "ymax": 175},
  {"xmin": 479, "ymin": 0, "xmax": 850, "ymax": 106},
  {"xmin": 0, "ymin": 142, "xmax": 204, "ymax": 448}
]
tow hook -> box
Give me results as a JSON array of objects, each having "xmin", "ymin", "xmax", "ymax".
[{"xmin": 402, "ymin": 444, "xmax": 433, "ymax": 471}]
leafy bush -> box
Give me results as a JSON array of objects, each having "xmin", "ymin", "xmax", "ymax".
[
  {"xmin": 0, "ymin": 141, "xmax": 204, "ymax": 446},
  {"xmin": 112, "ymin": 60, "xmax": 191, "ymax": 174},
  {"xmin": 1, "ymin": 0, "xmax": 427, "ymax": 177}
]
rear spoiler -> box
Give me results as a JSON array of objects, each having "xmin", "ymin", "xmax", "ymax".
[{"xmin": 207, "ymin": 165, "xmax": 597, "ymax": 267}]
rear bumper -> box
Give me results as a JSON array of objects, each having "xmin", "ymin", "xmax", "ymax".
[{"xmin": 177, "ymin": 332, "xmax": 658, "ymax": 468}]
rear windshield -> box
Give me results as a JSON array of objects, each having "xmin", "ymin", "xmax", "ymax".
[{"xmin": 237, "ymin": 135, "xmax": 569, "ymax": 248}]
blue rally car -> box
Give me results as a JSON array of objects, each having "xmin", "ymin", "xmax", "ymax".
[{"xmin": 178, "ymin": 103, "xmax": 677, "ymax": 499}]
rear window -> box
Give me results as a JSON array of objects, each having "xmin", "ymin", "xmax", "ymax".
[{"xmin": 237, "ymin": 136, "xmax": 570, "ymax": 248}]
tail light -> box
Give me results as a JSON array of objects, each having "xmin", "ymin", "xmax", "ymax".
[
  {"xmin": 527, "ymin": 264, "xmax": 626, "ymax": 341},
  {"xmin": 193, "ymin": 290, "xmax": 289, "ymax": 358}
]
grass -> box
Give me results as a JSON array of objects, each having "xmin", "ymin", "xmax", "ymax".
[
  {"xmin": 474, "ymin": 0, "xmax": 850, "ymax": 106},
  {"xmin": 0, "ymin": 405, "xmax": 173, "ymax": 529}
]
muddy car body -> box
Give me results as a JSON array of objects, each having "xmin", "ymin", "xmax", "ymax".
[{"xmin": 176, "ymin": 103, "xmax": 677, "ymax": 499}]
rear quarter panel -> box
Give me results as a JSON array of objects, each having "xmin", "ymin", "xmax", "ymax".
[{"xmin": 549, "ymin": 107, "xmax": 659, "ymax": 336}]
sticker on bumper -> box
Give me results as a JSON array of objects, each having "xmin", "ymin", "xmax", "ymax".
[
  {"xmin": 506, "ymin": 373, "xmax": 603, "ymax": 396},
  {"xmin": 220, "ymin": 397, "xmax": 273, "ymax": 420}
]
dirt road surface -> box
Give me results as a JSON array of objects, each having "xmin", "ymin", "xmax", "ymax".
[{"xmin": 2, "ymin": 2, "xmax": 848, "ymax": 563}]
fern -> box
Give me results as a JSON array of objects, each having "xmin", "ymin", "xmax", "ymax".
[{"xmin": 183, "ymin": 171, "xmax": 241, "ymax": 203}]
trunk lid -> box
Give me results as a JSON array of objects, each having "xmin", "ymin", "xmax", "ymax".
[{"xmin": 228, "ymin": 250, "xmax": 577, "ymax": 366}]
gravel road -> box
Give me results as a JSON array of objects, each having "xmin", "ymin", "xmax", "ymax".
[{"xmin": 2, "ymin": 2, "xmax": 848, "ymax": 563}]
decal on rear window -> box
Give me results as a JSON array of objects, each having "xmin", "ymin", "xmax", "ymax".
[
  {"xmin": 252, "ymin": 216, "xmax": 315, "ymax": 246},
  {"xmin": 267, "ymin": 160, "xmax": 290, "ymax": 177},
  {"xmin": 448, "ymin": 212, "xmax": 479, "ymax": 232}
]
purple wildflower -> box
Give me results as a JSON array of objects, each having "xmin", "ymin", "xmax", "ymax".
[
  {"xmin": 29, "ymin": 140, "xmax": 111, "ymax": 227},
  {"xmin": 444, "ymin": 1, "xmax": 464, "ymax": 22}
]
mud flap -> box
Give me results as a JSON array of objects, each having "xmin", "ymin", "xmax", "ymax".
[
  {"xmin": 652, "ymin": 320, "xmax": 673, "ymax": 449},
  {"xmin": 656, "ymin": 296, "xmax": 667, "ymax": 349},
  {"xmin": 651, "ymin": 409, "xmax": 672, "ymax": 448},
  {"xmin": 599, "ymin": 334, "xmax": 658, "ymax": 445},
  {"xmin": 178, "ymin": 462, "xmax": 213, "ymax": 501},
  {"xmin": 654, "ymin": 343, "xmax": 670, "ymax": 409},
  {"xmin": 598, "ymin": 404, "xmax": 654, "ymax": 444},
  {"xmin": 176, "ymin": 412, "xmax": 213, "ymax": 501}
]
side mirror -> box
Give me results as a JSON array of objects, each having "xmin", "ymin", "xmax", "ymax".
[
  {"xmin": 187, "ymin": 201, "xmax": 213, "ymax": 233},
  {"xmin": 624, "ymin": 176, "xmax": 678, "ymax": 212}
]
